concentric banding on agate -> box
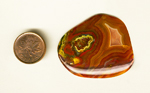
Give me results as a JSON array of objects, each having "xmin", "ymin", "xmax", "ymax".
[{"xmin": 58, "ymin": 14, "xmax": 134, "ymax": 78}]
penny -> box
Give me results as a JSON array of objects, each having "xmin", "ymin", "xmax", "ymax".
[{"xmin": 14, "ymin": 32, "xmax": 46, "ymax": 64}]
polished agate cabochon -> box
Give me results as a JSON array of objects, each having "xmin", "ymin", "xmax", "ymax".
[{"xmin": 58, "ymin": 14, "xmax": 134, "ymax": 78}]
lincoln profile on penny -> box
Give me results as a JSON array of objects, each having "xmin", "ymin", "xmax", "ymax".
[{"xmin": 58, "ymin": 14, "xmax": 134, "ymax": 78}]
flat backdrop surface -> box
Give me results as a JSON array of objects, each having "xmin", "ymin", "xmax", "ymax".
[{"xmin": 0, "ymin": 0, "xmax": 149, "ymax": 93}]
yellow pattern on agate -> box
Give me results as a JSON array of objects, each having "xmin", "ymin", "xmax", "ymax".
[
  {"xmin": 73, "ymin": 57, "xmax": 80, "ymax": 64},
  {"xmin": 59, "ymin": 33, "xmax": 68, "ymax": 58},
  {"xmin": 74, "ymin": 35, "xmax": 94, "ymax": 53}
]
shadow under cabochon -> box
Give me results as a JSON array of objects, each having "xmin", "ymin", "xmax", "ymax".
[{"xmin": 58, "ymin": 14, "xmax": 134, "ymax": 78}]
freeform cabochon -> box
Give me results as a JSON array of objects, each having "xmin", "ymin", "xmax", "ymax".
[{"xmin": 58, "ymin": 14, "xmax": 134, "ymax": 78}]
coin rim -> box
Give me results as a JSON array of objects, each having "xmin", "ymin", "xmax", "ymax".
[{"xmin": 14, "ymin": 32, "xmax": 46, "ymax": 64}]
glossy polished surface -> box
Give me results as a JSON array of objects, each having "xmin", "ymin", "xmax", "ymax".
[{"xmin": 58, "ymin": 14, "xmax": 134, "ymax": 78}]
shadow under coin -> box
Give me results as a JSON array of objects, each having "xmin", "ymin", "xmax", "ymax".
[{"xmin": 26, "ymin": 29, "xmax": 51, "ymax": 58}]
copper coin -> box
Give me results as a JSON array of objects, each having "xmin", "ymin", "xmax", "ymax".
[{"xmin": 14, "ymin": 32, "xmax": 46, "ymax": 64}]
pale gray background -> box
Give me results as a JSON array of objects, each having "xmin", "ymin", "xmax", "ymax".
[{"xmin": 0, "ymin": 0, "xmax": 149, "ymax": 93}]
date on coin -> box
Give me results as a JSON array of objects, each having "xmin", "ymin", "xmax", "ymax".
[{"xmin": 14, "ymin": 32, "xmax": 46, "ymax": 64}]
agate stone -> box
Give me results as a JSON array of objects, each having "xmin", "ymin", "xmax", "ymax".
[{"xmin": 58, "ymin": 14, "xmax": 134, "ymax": 78}]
